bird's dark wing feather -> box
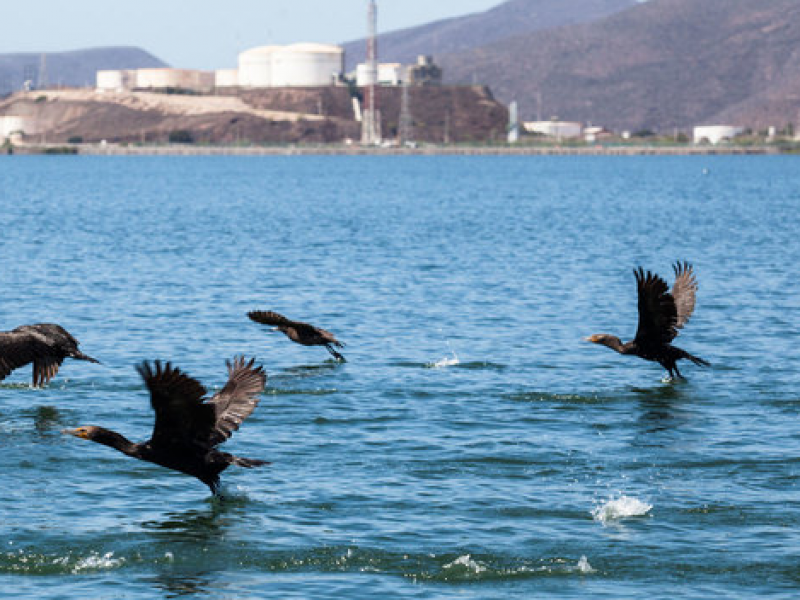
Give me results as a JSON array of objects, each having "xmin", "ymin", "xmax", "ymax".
[
  {"xmin": 33, "ymin": 355, "xmax": 65, "ymax": 386},
  {"xmin": 137, "ymin": 361, "xmax": 215, "ymax": 449},
  {"xmin": 671, "ymin": 261, "xmax": 697, "ymax": 329},
  {"xmin": 633, "ymin": 267, "xmax": 679, "ymax": 345},
  {"xmin": 247, "ymin": 310, "xmax": 294, "ymax": 327},
  {"xmin": 206, "ymin": 357, "xmax": 266, "ymax": 446},
  {"xmin": 0, "ymin": 330, "xmax": 62, "ymax": 382},
  {"xmin": 0, "ymin": 333, "xmax": 37, "ymax": 380}
]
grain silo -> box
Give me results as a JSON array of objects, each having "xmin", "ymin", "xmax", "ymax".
[
  {"xmin": 271, "ymin": 43, "xmax": 343, "ymax": 87},
  {"xmin": 238, "ymin": 46, "xmax": 279, "ymax": 88}
]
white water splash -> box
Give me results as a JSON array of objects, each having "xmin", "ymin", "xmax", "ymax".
[
  {"xmin": 70, "ymin": 551, "xmax": 125, "ymax": 573},
  {"xmin": 592, "ymin": 495, "xmax": 652, "ymax": 524},
  {"xmin": 432, "ymin": 351, "xmax": 460, "ymax": 368},
  {"xmin": 575, "ymin": 555, "xmax": 595, "ymax": 573},
  {"xmin": 443, "ymin": 554, "xmax": 486, "ymax": 575}
]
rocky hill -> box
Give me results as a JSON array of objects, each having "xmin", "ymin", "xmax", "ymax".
[
  {"xmin": 0, "ymin": 86, "xmax": 507, "ymax": 145},
  {"xmin": 342, "ymin": 0, "xmax": 639, "ymax": 69},
  {"xmin": 0, "ymin": 47, "xmax": 167, "ymax": 95},
  {"xmin": 438, "ymin": 0, "xmax": 800, "ymax": 131}
]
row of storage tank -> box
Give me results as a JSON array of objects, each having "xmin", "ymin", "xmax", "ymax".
[{"xmin": 98, "ymin": 43, "xmax": 344, "ymax": 92}]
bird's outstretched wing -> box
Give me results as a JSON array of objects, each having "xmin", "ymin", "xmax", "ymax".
[
  {"xmin": 137, "ymin": 361, "xmax": 215, "ymax": 449},
  {"xmin": 0, "ymin": 328, "xmax": 63, "ymax": 384},
  {"xmin": 206, "ymin": 357, "xmax": 266, "ymax": 446},
  {"xmin": 671, "ymin": 261, "xmax": 697, "ymax": 330},
  {"xmin": 247, "ymin": 310, "xmax": 294, "ymax": 327},
  {"xmin": 633, "ymin": 267, "xmax": 679, "ymax": 345}
]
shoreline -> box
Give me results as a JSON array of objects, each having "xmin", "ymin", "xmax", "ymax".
[{"xmin": 4, "ymin": 142, "xmax": 789, "ymax": 156}]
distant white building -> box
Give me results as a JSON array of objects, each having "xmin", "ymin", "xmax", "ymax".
[
  {"xmin": 0, "ymin": 115, "xmax": 35, "ymax": 141},
  {"xmin": 522, "ymin": 120, "xmax": 583, "ymax": 139},
  {"xmin": 356, "ymin": 62, "xmax": 404, "ymax": 86},
  {"xmin": 693, "ymin": 125, "xmax": 743, "ymax": 145}
]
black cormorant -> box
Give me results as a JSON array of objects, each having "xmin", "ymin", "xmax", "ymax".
[
  {"xmin": 65, "ymin": 357, "xmax": 268, "ymax": 495},
  {"xmin": 248, "ymin": 310, "xmax": 345, "ymax": 362},
  {"xmin": 0, "ymin": 323, "xmax": 99, "ymax": 387},
  {"xmin": 586, "ymin": 261, "xmax": 709, "ymax": 379}
]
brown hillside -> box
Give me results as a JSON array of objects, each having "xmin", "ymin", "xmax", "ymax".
[
  {"xmin": 440, "ymin": 0, "xmax": 800, "ymax": 131},
  {"xmin": 0, "ymin": 86, "xmax": 507, "ymax": 145}
]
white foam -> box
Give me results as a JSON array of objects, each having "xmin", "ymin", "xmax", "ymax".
[
  {"xmin": 432, "ymin": 352, "xmax": 460, "ymax": 368},
  {"xmin": 592, "ymin": 495, "xmax": 652, "ymax": 523},
  {"xmin": 443, "ymin": 554, "xmax": 486, "ymax": 574},
  {"xmin": 71, "ymin": 551, "xmax": 125, "ymax": 573},
  {"xmin": 576, "ymin": 555, "xmax": 595, "ymax": 573}
]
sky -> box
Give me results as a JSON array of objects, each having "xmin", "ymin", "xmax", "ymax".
[{"xmin": 1, "ymin": 0, "xmax": 504, "ymax": 69}]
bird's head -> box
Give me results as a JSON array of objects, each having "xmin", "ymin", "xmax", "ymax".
[
  {"xmin": 63, "ymin": 425, "xmax": 101, "ymax": 440},
  {"xmin": 584, "ymin": 333, "xmax": 624, "ymax": 352}
]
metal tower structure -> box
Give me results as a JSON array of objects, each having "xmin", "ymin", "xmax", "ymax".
[
  {"xmin": 361, "ymin": 0, "xmax": 381, "ymax": 145},
  {"xmin": 37, "ymin": 54, "xmax": 48, "ymax": 90},
  {"xmin": 398, "ymin": 69, "xmax": 413, "ymax": 145}
]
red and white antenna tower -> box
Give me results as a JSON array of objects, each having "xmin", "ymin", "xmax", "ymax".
[{"xmin": 361, "ymin": 0, "xmax": 381, "ymax": 145}]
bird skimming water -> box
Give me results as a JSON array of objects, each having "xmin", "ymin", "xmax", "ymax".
[
  {"xmin": 0, "ymin": 323, "xmax": 99, "ymax": 387},
  {"xmin": 586, "ymin": 261, "xmax": 709, "ymax": 380},
  {"xmin": 65, "ymin": 357, "xmax": 268, "ymax": 495},
  {"xmin": 248, "ymin": 310, "xmax": 346, "ymax": 362}
]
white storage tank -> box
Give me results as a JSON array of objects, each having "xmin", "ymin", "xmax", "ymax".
[
  {"xmin": 96, "ymin": 69, "xmax": 135, "ymax": 92},
  {"xmin": 215, "ymin": 68, "xmax": 239, "ymax": 88},
  {"xmin": 135, "ymin": 69, "xmax": 213, "ymax": 92},
  {"xmin": 271, "ymin": 43, "xmax": 343, "ymax": 87},
  {"xmin": 238, "ymin": 46, "xmax": 279, "ymax": 88}
]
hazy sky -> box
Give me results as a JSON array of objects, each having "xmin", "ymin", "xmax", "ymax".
[{"xmin": 1, "ymin": 1, "xmax": 504, "ymax": 69}]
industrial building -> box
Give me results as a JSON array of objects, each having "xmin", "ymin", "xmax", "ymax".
[
  {"xmin": 523, "ymin": 120, "xmax": 583, "ymax": 139},
  {"xmin": 0, "ymin": 115, "xmax": 35, "ymax": 142},
  {"xmin": 234, "ymin": 43, "xmax": 344, "ymax": 88},
  {"xmin": 693, "ymin": 125, "xmax": 743, "ymax": 145},
  {"xmin": 354, "ymin": 56, "xmax": 442, "ymax": 87}
]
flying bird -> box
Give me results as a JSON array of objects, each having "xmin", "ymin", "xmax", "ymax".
[
  {"xmin": 585, "ymin": 261, "xmax": 709, "ymax": 380},
  {"xmin": 65, "ymin": 357, "xmax": 268, "ymax": 495},
  {"xmin": 0, "ymin": 323, "xmax": 99, "ymax": 387},
  {"xmin": 248, "ymin": 310, "xmax": 346, "ymax": 362}
]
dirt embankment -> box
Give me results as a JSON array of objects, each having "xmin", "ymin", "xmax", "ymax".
[{"xmin": 0, "ymin": 86, "xmax": 507, "ymax": 145}]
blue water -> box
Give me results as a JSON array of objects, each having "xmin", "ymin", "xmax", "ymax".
[{"xmin": 0, "ymin": 155, "xmax": 798, "ymax": 598}]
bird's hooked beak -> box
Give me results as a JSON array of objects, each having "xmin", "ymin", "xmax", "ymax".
[{"xmin": 63, "ymin": 427, "xmax": 90, "ymax": 439}]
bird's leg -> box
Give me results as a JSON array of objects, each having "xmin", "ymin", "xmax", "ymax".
[
  {"xmin": 673, "ymin": 364, "xmax": 685, "ymax": 380},
  {"xmin": 326, "ymin": 345, "xmax": 346, "ymax": 362}
]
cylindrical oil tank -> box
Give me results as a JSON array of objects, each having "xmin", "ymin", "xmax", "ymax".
[
  {"xmin": 238, "ymin": 46, "xmax": 279, "ymax": 87},
  {"xmin": 270, "ymin": 43, "xmax": 343, "ymax": 87},
  {"xmin": 96, "ymin": 69, "xmax": 134, "ymax": 91},
  {"xmin": 215, "ymin": 68, "xmax": 239, "ymax": 88}
]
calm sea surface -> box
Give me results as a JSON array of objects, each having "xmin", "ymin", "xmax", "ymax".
[{"xmin": 0, "ymin": 155, "xmax": 798, "ymax": 598}]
